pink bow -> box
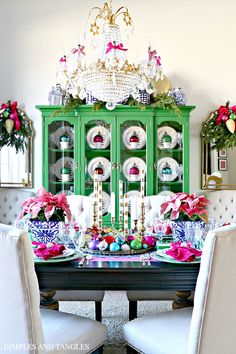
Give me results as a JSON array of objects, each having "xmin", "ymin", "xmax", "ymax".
[
  {"xmin": 148, "ymin": 48, "xmax": 161, "ymax": 66},
  {"xmin": 105, "ymin": 42, "xmax": 128, "ymax": 54},
  {"xmin": 59, "ymin": 56, "xmax": 67, "ymax": 63},
  {"xmin": 71, "ymin": 45, "xmax": 85, "ymax": 55},
  {"xmin": 1, "ymin": 101, "xmax": 21, "ymax": 131}
]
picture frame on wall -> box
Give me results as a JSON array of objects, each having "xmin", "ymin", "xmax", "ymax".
[
  {"xmin": 218, "ymin": 159, "xmax": 228, "ymax": 171},
  {"xmin": 218, "ymin": 149, "xmax": 227, "ymax": 158}
]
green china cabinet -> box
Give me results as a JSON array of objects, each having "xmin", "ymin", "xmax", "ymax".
[{"xmin": 37, "ymin": 105, "xmax": 195, "ymax": 224}]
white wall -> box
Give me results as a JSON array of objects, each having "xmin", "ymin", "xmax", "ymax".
[{"xmin": 1, "ymin": 0, "xmax": 236, "ymax": 192}]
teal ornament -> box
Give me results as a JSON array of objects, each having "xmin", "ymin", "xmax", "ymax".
[
  {"xmin": 115, "ymin": 235, "xmax": 125, "ymax": 244},
  {"xmin": 61, "ymin": 167, "xmax": 70, "ymax": 174},
  {"xmin": 142, "ymin": 243, "xmax": 149, "ymax": 249},
  {"xmin": 230, "ymin": 113, "xmax": 236, "ymax": 120},
  {"xmin": 130, "ymin": 239, "xmax": 142, "ymax": 250},
  {"xmin": 109, "ymin": 242, "xmax": 120, "ymax": 252},
  {"xmin": 60, "ymin": 135, "xmax": 69, "ymax": 142}
]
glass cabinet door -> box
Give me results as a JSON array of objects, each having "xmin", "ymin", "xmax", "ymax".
[
  {"xmin": 80, "ymin": 116, "xmax": 115, "ymax": 219},
  {"xmin": 156, "ymin": 117, "xmax": 188, "ymax": 194},
  {"xmin": 44, "ymin": 118, "xmax": 79, "ymax": 195},
  {"xmin": 116, "ymin": 115, "xmax": 153, "ymax": 219}
]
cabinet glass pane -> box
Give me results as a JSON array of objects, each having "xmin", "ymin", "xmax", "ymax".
[
  {"xmin": 120, "ymin": 120, "xmax": 147, "ymax": 198},
  {"xmin": 84, "ymin": 119, "xmax": 111, "ymax": 216},
  {"xmin": 48, "ymin": 121, "xmax": 75, "ymax": 195},
  {"xmin": 157, "ymin": 121, "xmax": 183, "ymax": 193}
]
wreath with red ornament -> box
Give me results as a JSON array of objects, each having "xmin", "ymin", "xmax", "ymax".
[
  {"xmin": 201, "ymin": 101, "xmax": 236, "ymax": 149},
  {"xmin": 0, "ymin": 100, "xmax": 32, "ymax": 153}
]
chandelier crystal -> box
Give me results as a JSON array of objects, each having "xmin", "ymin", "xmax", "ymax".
[{"xmin": 57, "ymin": 1, "xmax": 163, "ymax": 107}]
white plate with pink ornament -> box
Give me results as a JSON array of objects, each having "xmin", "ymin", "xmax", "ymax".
[
  {"xmin": 122, "ymin": 126, "xmax": 146, "ymax": 150},
  {"xmin": 87, "ymin": 157, "xmax": 111, "ymax": 181},
  {"xmin": 122, "ymin": 157, "xmax": 146, "ymax": 182},
  {"xmin": 87, "ymin": 126, "xmax": 110, "ymax": 149}
]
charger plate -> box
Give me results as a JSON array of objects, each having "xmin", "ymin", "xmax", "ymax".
[
  {"xmin": 151, "ymin": 250, "xmax": 201, "ymax": 264},
  {"xmin": 81, "ymin": 247, "xmax": 154, "ymax": 256},
  {"xmin": 34, "ymin": 251, "xmax": 79, "ymax": 264}
]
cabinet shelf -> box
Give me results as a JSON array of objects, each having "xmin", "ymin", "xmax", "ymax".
[
  {"xmin": 49, "ymin": 148, "xmax": 74, "ymax": 153},
  {"xmin": 158, "ymin": 181, "xmax": 182, "ymax": 185},
  {"xmin": 49, "ymin": 181, "xmax": 74, "ymax": 185}
]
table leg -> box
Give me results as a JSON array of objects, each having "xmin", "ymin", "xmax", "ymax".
[
  {"xmin": 172, "ymin": 290, "xmax": 193, "ymax": 309},
  {"xmin": 40, "ymin": 290, "xmax": 59, "ymax": 310}
]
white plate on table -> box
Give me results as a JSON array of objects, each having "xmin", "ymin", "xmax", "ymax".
[
  {"xmin": 87, "ymin": 126, "xmax": 110, "ymax": 149},
  {"xmin": 122, "ymin": 126, "xmax": 146, "ymax": 149},
  {"xmin": 151, "ymin": 250, "xmax": 201, "ymax": 264},
  {"xmin": 34, "ymin": 248, "xmax": 76, "ymax": 263}
]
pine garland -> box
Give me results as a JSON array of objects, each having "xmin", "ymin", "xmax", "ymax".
[
  {"xmin": 0, "ymin": 101, "xmax": 32, "ymax": 153},
  {"xmin": 201, "ymin": 102, "xmax": 236, "ymax": 150},
  {"xmin": 53, "ymin": 92, "xmax": 181, "ymax": 116}
]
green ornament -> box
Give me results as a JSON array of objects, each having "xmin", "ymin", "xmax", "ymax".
[
  {"xmin": 230, "ymin": 113, "xmax": 236, "ymax": 120},
  {"xmin": 162, "ymin": 134, "xmax": 172, "ymax": 143},
  {"xmin": 2, "ymin": 111, "xmax": 9, "ymax": 118},
  {"xmin": 61, "ymin": 167, "xmax": 70, "ymax": 174},
  {"xmin": 130, "ymin": 239, "xmax": 142, "ymax": 250}
]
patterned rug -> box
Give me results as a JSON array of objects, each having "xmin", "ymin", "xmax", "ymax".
[{"xmin": 59, "ymin": 291, "xmax": 172, "ymax": 354}]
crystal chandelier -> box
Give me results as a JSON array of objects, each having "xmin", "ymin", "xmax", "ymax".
[{"xmin": 57, "ymin": 1, "xmax": 163, "ymax": 107}]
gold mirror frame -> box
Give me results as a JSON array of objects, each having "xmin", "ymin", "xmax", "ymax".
[
  {"xmin": 201, "ymin": 134, "xmax": 236, "ymax": 190},
  {"xmin": 0, "ymin": 120, "xmax": 33, "ymax": 188}
]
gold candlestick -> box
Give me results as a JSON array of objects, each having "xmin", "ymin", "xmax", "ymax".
[
  {"xmin": 133, "ymin": 219, "xmax": 138, "ymax": 233},
  {"xmin": 92, "ymin": 200, "xmax": 97, "ymax": 228},
  {"xmin": 140, "ymin": 201, "xmax": 146, "ymax": 239}
]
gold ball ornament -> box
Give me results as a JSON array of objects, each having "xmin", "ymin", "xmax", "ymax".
[
  {"xmin": 153, "ymin": 75, "xmax": 172, "ymax": 95},
  {"xmin": 226, "ymin": 119, "xmax": 235, "ymax": 134},
  {"xmin": 5, "ymin": 118, "xmax": 14, "ymax": 134}
]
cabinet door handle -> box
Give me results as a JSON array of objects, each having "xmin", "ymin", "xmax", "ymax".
[
  {"xmin": 116, "ymin": 162, "xmax": 121, "ymax": 171},
  {"xmin": 112, "ymin": 163, "xmax": 117, "ymax": 170},
  {"xmin": 74, "ymin": 162, "xmax": 79, "ymax": 170},
  {"xmin": 153, "ymin": 162, "xmax": 157, "ymax": 170}
]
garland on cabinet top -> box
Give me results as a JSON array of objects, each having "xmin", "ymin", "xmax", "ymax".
[
  {"xmin": 0, "ymin": 101, "xmax": 32, "ymax": 153},
  {"xmin": 50, "ymin": 0, "xmax": 186, "ymax": 115},
  {"xmin": 201, "ymin": 101, "xmax": 236, "ymax": 150}
]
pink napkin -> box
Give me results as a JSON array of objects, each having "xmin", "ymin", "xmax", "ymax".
[
  {"xmin": 165, "ymin": 242, "xmax": 202, "ymax": 262},
  {"xmin": 32, "ymin": 242, "xmax": 65, "ymax": 260}
]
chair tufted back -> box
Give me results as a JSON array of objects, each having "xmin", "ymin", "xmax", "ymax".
[
  {"xmin": 204, "ymin": 190, "xmax": 236, "ymax": 223},
  {"xmin": 66, "ymin": 195, "xmax": 93, "ymax": 228},
  {"xmin": 0, "ymin": 189, "xmax": 34, "ymax": 225}
]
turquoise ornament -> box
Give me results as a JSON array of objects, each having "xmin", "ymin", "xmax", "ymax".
[
  {"xmin": 130, "ymin": 239, "xmax": 142, "ymax": 250},
  {"xmin": 60, "ymin": 134, "xmax": 69, "ymax": 142},
  {"xmin": 61, "ymin": 167, "xmax": 70, "ymax": 174},
  {"xmin": 109, "ymin": 242, "xmax": 120, "ymax": 252},
  {"xmin": 115, "ymin": 235, "xmax": 125, "ymax": 244}
]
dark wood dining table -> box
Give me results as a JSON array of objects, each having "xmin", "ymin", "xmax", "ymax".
[{"xmin": 35, "ymin": 255, "xmax": 200, "ymax": 313}]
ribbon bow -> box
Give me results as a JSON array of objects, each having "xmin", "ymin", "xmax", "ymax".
[
  {"xmin": 105, "ymin": 42, "xmax": 128, "ymax": 54},
  {"xmin": 59, "ymin": 56, "xmax": 67, "ymax": 63},
  {"xmin": 1, "ymin": 101, "xmax": 21, "ymax": 131},
  {"xmin": 148, "ymin": 48, "xmax": 161, "ymax": 66},
  {"xmin": 71, "ymin": 45, "xmax": 85, "ymax": 55}
]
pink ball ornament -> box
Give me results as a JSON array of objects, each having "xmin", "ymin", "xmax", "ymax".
[
  {"xmin": 143, "ymin": 235, "xmax": 156, "ymax": 247},
  {"xmin": 221, "ymin": 115, "xmax": 228, "ymax": 122}
]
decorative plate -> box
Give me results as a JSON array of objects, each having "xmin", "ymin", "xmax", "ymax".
[
  {"xmin": 34, "ymin": 248, "xmax": 75, "ymax": 260},
  {"xmin": 122, "ymin": 126, "xmax": 146, "ymax": 149},
  {"xmin": 34, "ymin": 251, "xmax": 79, "ymax": 264},
  {"xmin": 56, "ymin": 190, "xmax": 74, "ymax": 196},
  {"xmin": 53, "ymin": 157, "xmax": 74, "ymax": 181},
  {"xmin": 157, "ymin": 157, "xmax": 179, "ymax": 182},
  {"xmin": 87, "ymin": 126, "xmax": 110, "ymax": 149},
  {"xmin": 122, "ymin": 157, "xmax": 146, "ymax": 181},
  {"xmin": 87, "ymin": 157, "xmax": 111, "ymax": 181},
  {"xmin": 89, "ymin": 191, "xmax": 111, "ymax": 215},
  {"xmin": 126, "ymin": 190, "xmax": 141, "ymax": 213},
  {"xmin": 53, "ymin": 126, "xmax": 74, "ymax": 149},
  {"xmin": 151, "ymin": 250, "xmax": 201, "ymax": 264},
  {"xmin": 158, "ymin": 126, "xmax": 178, "ymax": 149},
  {"xmin": 158, "ymin": 190, "xmax": 175, "ymax": 198}
]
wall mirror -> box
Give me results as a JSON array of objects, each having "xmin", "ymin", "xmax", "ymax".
[
  {"xmin": 0, "ymin": 124, "xmax": 33, "ymax": 188},
  {"xmin": 201, "ymin": 138, "xmax": 236, "ymax": 190}
]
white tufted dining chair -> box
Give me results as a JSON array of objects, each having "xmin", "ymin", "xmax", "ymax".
[
  {"xmin": 205, "ymin": 190, "xmax": 236, "ymax": 223},
  {"xmin": 57, "ymin": 195, "xmax": 105, "ymax": 321},
  {"xmin": 123, "ymin": 224, "xmax": 236, "ymax": 354},
  {"xmin": 0, "ymin": 223, "xmax": 107, "ymax": 354}
]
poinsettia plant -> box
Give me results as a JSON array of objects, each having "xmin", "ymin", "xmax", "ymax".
[
  {"xmin": 160, "ymin": 192, "xmax": 209, "ymax": 223},
  {"xmin": 20, "ymin": 187, "xmax": 72, "ymax": 222},
  {"xmin": 201, "ymin": 101, "xmax": 236, "ymax": 149}
]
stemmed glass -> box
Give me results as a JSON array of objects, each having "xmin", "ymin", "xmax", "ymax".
[{"xmin": 58, "ymin": 222, "xmax": 74, "ymax": 249}]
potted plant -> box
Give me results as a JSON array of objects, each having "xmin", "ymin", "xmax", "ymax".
[
  {"xmin": 160, "ymin": 192, "xmax": 209, "ymax": 242},
  {"xmin": 20, "ymin": 187, "xmax": 72, "ymax": 243}
]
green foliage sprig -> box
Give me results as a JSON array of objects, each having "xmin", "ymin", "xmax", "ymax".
[
  {"xmin": 0, "ymin": 101, "xmax": 32, "ymax": 153},
  {"xmin": 201, "ymin": 102, "xmax": 236, "ymax": 150}
]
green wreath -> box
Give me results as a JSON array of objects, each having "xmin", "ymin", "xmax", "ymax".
[
  {"xmin": 0, "ymin": 101, "xmax": 32, "ymax": 153},
  {"xmin": 201, "ymin": 101, "xmax": 236, "ymax": 150}
]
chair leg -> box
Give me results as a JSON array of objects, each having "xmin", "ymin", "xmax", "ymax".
[
  {"xmin": 95, "ymin": 301, "xmax": 102, "ymax": 322},
  {"xmin": 129, "ymin": 300, "xmax": 138, "ymax": 321},
  {"xmin": 126, "ymin": 344, "xmax": 139, "ymax": 354}
]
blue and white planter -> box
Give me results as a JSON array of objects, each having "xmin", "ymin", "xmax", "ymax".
[
  {"xmin": 171, "ymin": 220, "xmax": 205, "ymax": 242},
  {"xmin": 28, "ymin": 220, "xmax": 60, "ymax": 243}
]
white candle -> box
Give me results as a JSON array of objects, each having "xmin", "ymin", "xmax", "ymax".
[
  {"xmin": 124, "ymin": 193, "xmax": 129, "ymax": 231},
  {"xmin": 141, "ymin": 169, "xmax": 145, "ymax": 200},
  {"xmin": 131, "ymin": 196, "xmax": 138, "ymax": 221},
  {"xmin": 119, "ymin": 180, "xmax": 123, "ymax": 217},
  {"xmin": 93, "ymin": 173, "xmax": 98, "ymax": 225},
  {"xmin": 110, "ymin": 192, "xmax": 115, "ymax": 218}
]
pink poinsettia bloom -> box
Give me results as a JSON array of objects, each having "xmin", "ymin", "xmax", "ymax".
[
  {"xmin": 160, "ymin": 192, "xmax": 209, "ymax": 223},
  {"xmin": 19, "ymin": 187, "xmax": 71, "ymax": 222}
]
